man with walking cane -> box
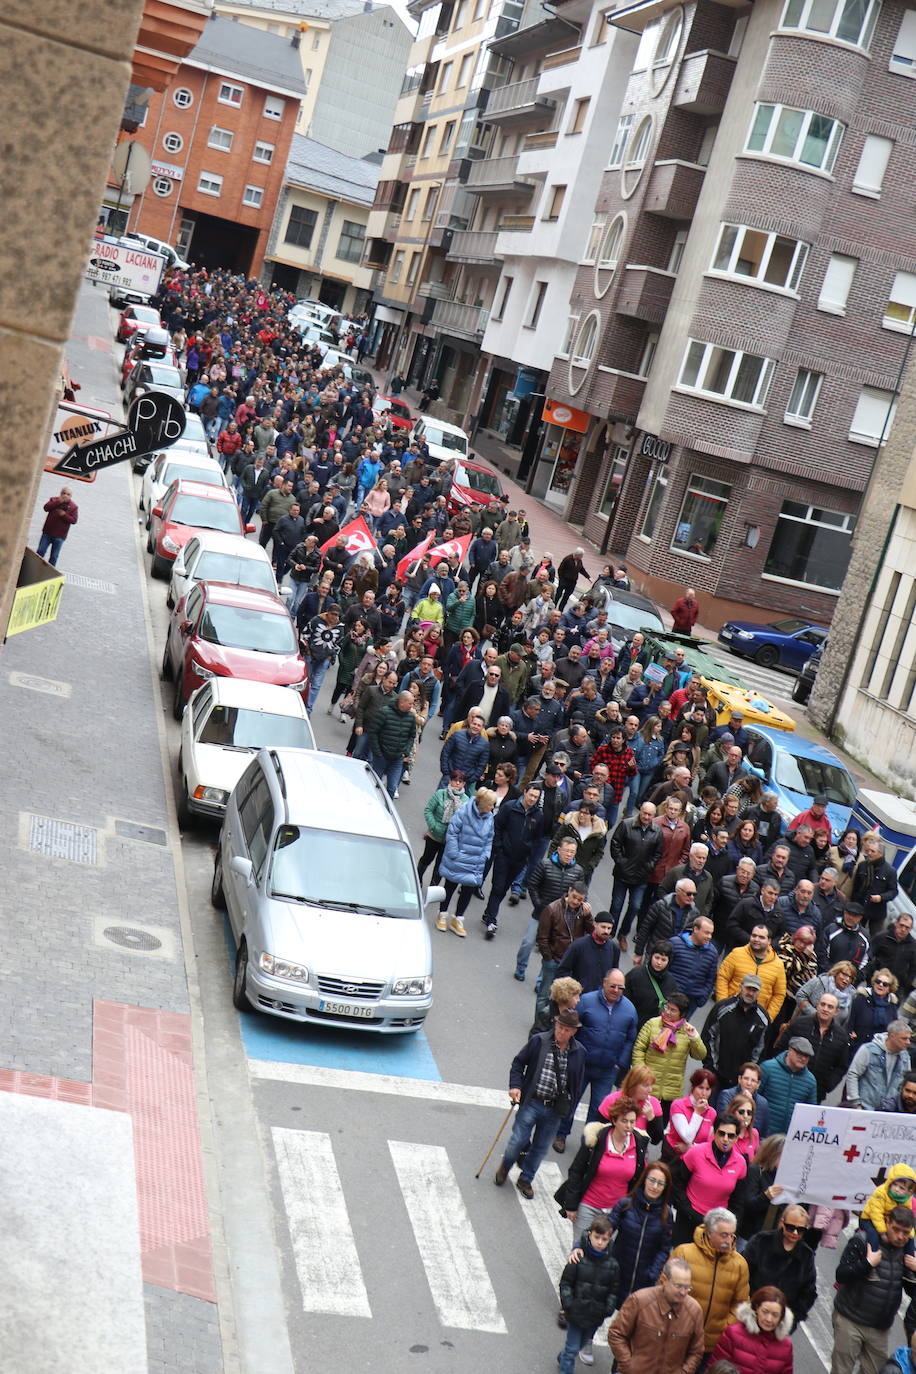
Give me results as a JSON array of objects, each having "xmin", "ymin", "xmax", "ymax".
[{"xmin": 492, "ymin": 1009, "xmax": 586, "ymax": 1198}]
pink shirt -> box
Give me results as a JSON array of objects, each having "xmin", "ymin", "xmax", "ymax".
[
  {"xmin": 664, "ymin": 1096, "xmax": 716, "ymax": 1152},
  {"xmin": 598, "ymin": 1090, "xmax": 662, "ymax": 1132},
  {"xmin": 682, "ymin": 1139, "xmax": 747, "ymax": 1215},
  {"xmin": 734, "ymin": 1128, "xmax": 760, "ymax": 1161},
  {"xmin": 582, "ymin": 1134, "xmax": 638, "ymax": 1210}
]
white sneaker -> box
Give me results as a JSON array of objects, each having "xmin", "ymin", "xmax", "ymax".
[{"xmin": 579, "ymin": 1348, "xmax": 594, "ymax": 1366}]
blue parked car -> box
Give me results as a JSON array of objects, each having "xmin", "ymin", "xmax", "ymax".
[
  {"xmin": 717, "ymin": 617, "xmax": 827, "ymax": 672},
  {"xmin": 742, "ymin": 723, "xmax": 856, "ymax": 839}
]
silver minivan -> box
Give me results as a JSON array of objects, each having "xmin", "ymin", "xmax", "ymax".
[{"xmin": 212, "ymin": 749, "xmax": 440, "ymax": 1032}]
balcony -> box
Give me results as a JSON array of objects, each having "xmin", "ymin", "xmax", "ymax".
[
  {"xmin": 615, "ymin": 266, "xmax": 676, "ymax": 325},
  {"xmin": 417, "ymin": 279, "xmax": 452, "ymax": 300},
  {"xmin": 523, "ymin": 129, "xmax": 559, "ymax": 151},
  {"xmin": 431, "ymin": 298, "xmax": 490, "ymax": 340},
  {"xmin": 485, "ymin": 77, "xmax": 557, "ymax": 126},
  {"xmin": 596, "ymin": 368, "xmax": 647, "ymax": 417},
  {"xmin": 447, "ymin": 230, "xmax": 501, "ymax": 263},
  {"xmin": 643, "ymin": 160, "xmax": 706, "ymax": 220},
  {"xmin": 497, "ymin": 214, "xmax": 535, "ymax": 231},
  {"xmin": 132, "ymin": 0, "xmax": 210, "ymax": 92},
  {"xmin": 541, "ymin": 43, "xmax": 582, "ymax": 71},
  {"xmin": 673, "ymin": 50, "xmax": 736, "ymax": 116},
  {"xmin": 462, "ymin": 155, "xmax": 537, "ymax": 195}
]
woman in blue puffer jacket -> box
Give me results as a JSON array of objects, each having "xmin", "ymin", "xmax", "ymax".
[
  {"xmin": 632, "ymin": 717, "xmax": 666, "ymax": 805},
  {"xmin": 608, "ymin": 1160, "xmax": 674, "ymax": 1300},
  {"xmin": 438, "ymin": 788, "xmax": 496, "ymax": 938}
]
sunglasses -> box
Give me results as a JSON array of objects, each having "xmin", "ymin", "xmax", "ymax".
[
  {"xmin": 874, "ymin": 979, "xmax": 891, "ymax": 987},
  {"xmin": 782, "ymin": 1222, "xmax": 805, "ymax": 1235},
  {"xmin": 716, "ymin": 1130, "xmax": 738, "ymax": 1140}
]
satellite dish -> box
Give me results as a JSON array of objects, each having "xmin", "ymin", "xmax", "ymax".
[{"xmin": 111, "ymin": 141, "xmax": 152, "ymax": 196}]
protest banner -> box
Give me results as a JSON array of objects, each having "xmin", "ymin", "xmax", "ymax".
[{"xmin": 775, "ymin": 1103, "xmax": 916, "ymax": 1207}]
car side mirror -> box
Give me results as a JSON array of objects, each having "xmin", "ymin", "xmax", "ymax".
[
  {"xmin": 230, "ymin": 855, "xmax": 254, "ymax": 883},
  {"xmin": 152, "ymin": 505, "xmax": 163, "ymax": 518},
  {"xmin": 425, "ymin": 884, "xmax": 446, "ymax": 906},
  {"xmin": 245, "ymin": 523, "xmax": 256, "ymax": 534},
  {"xmin": 180, "ymin": 620, "xmax": 192, "ymax": 635}
]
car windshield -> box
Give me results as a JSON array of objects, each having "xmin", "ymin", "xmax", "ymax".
[
  {"xmin": 391, "ymin": 402, "xmax": 411, "ymax": 421},
  {"xmin": 194, "ymin": 552, "xmax": 275, "ymax": 591},
  {"xmin": 170, "ymin": 496, "xmax": 240, "ymax": 533},
  {"xmin": 461, "ymin": 466, "xmax": 502, "ymax": 496},
  {"xmin": 606, "ymin": 601, "xmax": 663, "ymax": 635},
  {"xmin": 198, "ymin": 604, "xmax": 296, "ymax": 653},
  {"xmin": 774, "ymin": 751, "xmax": 856, "ymax": 806},
  {"xmin": 133, "ymin": 308, "xmax": 159, "ymax": 324},
  {"xmin": 183, "ymin": 415, "xmax": 207, "ymax": 444},
  {"xmin": 269, "ymin": 828, "xmax": 421, "ymax": 918},
  {"xmin": 146, "ymin": 364, "xmax": 182, "ymax": 386},
  {"xmin": 768, "ymin": 618, "xmax": 809, "ymax": 634},
  {"xmin": 426, "ymin": 427, "xmax": 466, "ymax": 453},
  {"xmin": 198, "ymin": 706, "xmax": 313, "ymax": 750},
  {"xmin": 162, "ymin": 464, "xmax": 222, "ymax": 489}
]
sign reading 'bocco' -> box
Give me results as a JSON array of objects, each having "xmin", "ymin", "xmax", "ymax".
[{"xmin": 639, "ymin": 432, "xmax": 672, "ymax": 462}]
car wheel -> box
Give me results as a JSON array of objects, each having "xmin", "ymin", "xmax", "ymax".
[
  {"xmin": 166, "ymin": 584, "xmax": 175, "ymax": 610},
  {"xmin": 232, "ymin": 941, "xmax": 251, "ymax": 1012},
  {"xmin": 146, "ymin": 529, "xmax": 154, "ymax": 553},
  {"xmin": 176, "ymin": 782, "xmax": 193, "ymax": 832},
  {"xmin": 160, "ymin": 643, "xmax": 173, "ymax": 680},
  {"xmin": 211, "ymin": 850, "xmax": 226, "ymax": 908},
  {"xmin": 151, "ymin": 553, "xmax": 169, "ymax": 580},
  {"xmin": 754, "ymin": 645, "xmax": 779, "ymax": 668},
  {"xmin": 792, "ymin": 678, "xmax": 811, "ymax": 704},
  {"xmin": 173, "ymin": 673, "xmax": 186, "ymax": 721}
]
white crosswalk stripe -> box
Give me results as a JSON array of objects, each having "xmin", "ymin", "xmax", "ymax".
[
  {"xmin": 712, "ymin": 651, "xmax": 798, "ymax": 706},
  {"xmin": 389, "ymin": 1139, "xmax": 507, "ymax": 1333},
  {"xmin": 272, "ymin": 1127, "xmax": 372, "ymax": 1319}
]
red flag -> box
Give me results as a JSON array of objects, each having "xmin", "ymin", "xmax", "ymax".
[
  {"xmin": 395, "ymin": 532, "xmax": 433, "ymax": 583},
  {"xmin": 256, "ymin": 290, "xmax": 268, "ymax": 310},
  {"xmin": 320, "ymin": 514, "xmax": 376, "ymax": 556},
  {"xmin": 427, "ymin": 534, "xmax": 472, "ymax": 568}
]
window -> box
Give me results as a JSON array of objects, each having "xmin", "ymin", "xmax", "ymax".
[
  {"xmin": 440, "ymin": 120, "xmax": 456, "ymax": 155},
  {"xmin": 312, "ymin": 30, "xmax": 321, "ymax": 48},
  {"xmin": 390, "ymin": 250, "xmax": 405, "ymax": 283},
  {"xmin": 438, "ymin": 61, "xmax": 453, "ymax": 93},
  {"xmin": 218, "ymin": 82, "xmax": 243, "ymax": 107},
  {"xmin": 640, "ymin": 464, "xmax": 668, "ymax": 541},
  {"xmin": 638, "ymin": 332, "xmax": 659, "ymax": 376},
  {"xmin": 493, "ymin": 275, "xmax": 513, "ymax": 321},
  {"xmin": 242, "ymin": 185, "xmax": 263, "ymax": 208},
  {"xmin": 572, "ymin": 312, "xmax": 599, "ymax": 366},
  {"xmin": 526, "ymin": 280, "xmax": 548, "ymax": 328},
  {"xmin": 406, "ymin": 252, "xmax": 420, "ymax": 287},
  {"xmin": 780, "ymin": 0, "xmax": 880, "ymax": 48},
  {"xmin": 568, "ymin": 97, "xmax": 590, "ymax": 134},
  {"xmin": 197, "ymin": 171, "xmax": 223, "ymax": 197},
  {"xmin": 654, "ymin": 8, "xmax": 683, "ymax": 65},
  {"xmin": 458, "ymin": 52, "xmax": 474, "ymax": 85},
  {"xmin": 591, "ymin": 7, "xmax": 611, "ymax": 43},
  {"xmin": 544, "ymin": 184, "xmax": 566, "ymax": 220},
  {"xmin": 817, "ymin": 253, "xmax": 857, "ymax": 313},
  {"xmin": 746, "ymin": 103, "xmax": 844, "ymax": 172},
  {"xmin": 173, "ymin": 87, "xmax": 193, "ymax": 108},
  {"xmin": 304, "ymin": 69, "xmax": 313, "ymax": 94},
  {"xmin": 453, "ymin": 0, "xmax": 468, "ymax": 27},
  {"xmin": 162, "ymin": 132, "xmax": 183, "ymax": 154},
  {"xmin": 285, "ymin": 205, "xmax": 318, "ymax": 248},
  {"xmin": 336, "ymin": 219, "xmax": 365, "ymax": 263},
  {"xmin": 583, "ymin": 214, "xmax": 606, "ymax": 263},
  {"xmin": 672, "ymin": 475, "xmax": 731, "ymax": 557},
  {"xmin": 764, "ymin": 500, "xmax": 856, "ymax": 590},
  {"xmin": 421, "ymin": 126, "xmax": 436, "ymax": 157},
  {"xmin": 609, "ymin": 114, "xmax": 634, "ymax": 167},
  {"xmin": 849, "ymin": 386, "xmax": 897, "ymax": 445},
  {"xmin": 849, "ymin": 138, "xmax": 895, "ymax": 205},
  {"xmin": 597, "ymin": 446, "xmax": 630, "ymax": 518},
  {"xmin": 406, "ymin": 188, "xmax": 421, "ymax": 221},
  {"xmin": 264, "ymin": 95, "xmax": 285, "ymax": 120},
  {"xmin": 884, "ymin": 271, "xmax": 916, "ymax": 331},
  {"xmin": 626, "ymin": 117, "xmax": 652, "ymax": 167},
  {"xmin": 208, "ymin": 126, "xmax": 233, "ymax": 152},
  {"xmin": 711, "ymin": 223, "xmax": 809, "ymax": 291},
  {"xmin": 679, "ymin": 340, "xmax": 776, "ymax": 407},
  {"xmin": 422, "ymin": 187, "xmax": 438, "ymax": 220},
  {"xmin": 153, "ymin": 177, "xmax": 173, "ymax": 197},
  {"xmin": 253, "ymin": 141, "xmax": 275, "ymax": 164},
  {"xmin": 597, "ymin": 215, "xmax": 624, "ymax": 268},
  {"xmin": 558, "ymin": 313, "xmax": 580, "ymax": 358},
  {"xmin": 890, "ymin": 9, "xmax": 916, "ymax": 72},
  {"xmin": 785, "ymin": 368, "xmax": 824, "ymax": 424}
]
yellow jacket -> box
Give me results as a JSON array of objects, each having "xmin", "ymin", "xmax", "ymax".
[
  {"xmin": 861, "ymin": 1162, "xmax": 916, "ymax": 1233},
  {"xmin": 673, "ymin": 1224, "xmax": 750, "ymax": 1351},
  {"xmin": 715, "ymin": 944, "xmax": 786, "ymax": 1020}
]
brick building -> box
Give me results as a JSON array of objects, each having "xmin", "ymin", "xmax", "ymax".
[
  {"xmin": 537, "ymin": 0, "xmax": 916, "ymax": 625},
  {"xmin": 122, "ymin": 15, "xmax": 305, "ymax": 275}
]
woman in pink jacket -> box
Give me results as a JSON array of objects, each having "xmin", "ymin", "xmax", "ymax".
[
  {"xmin": 672, "ymin": 1112, "xmax": 748, "ymax": 1245},
  {"xmin": 712, "ymin": 1286, "xmax": 794, "ymax": 1374}
]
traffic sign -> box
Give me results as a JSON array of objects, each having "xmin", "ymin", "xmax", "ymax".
[{"xmin": 53, "ymin": 391, "xmax": 187, "ymax": 479}]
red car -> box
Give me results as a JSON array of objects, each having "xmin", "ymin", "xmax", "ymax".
[
  {"xmin": 161, "ymin": 581, "xmax": 309, "ymax": 719},
  {"xmin": 446, "ymin": 458, "xmax": 508, "ymax": 514},
  {"xmin": 147, "ymin": 478, "xmax": 254, "ymax": 579},
  {"xmin": 372, "ymin": 395, "xmax": 413, "ymax": 432},
  {"xmin": 116, "ymin": 304, "xmax": 161, "ymax": 344}
]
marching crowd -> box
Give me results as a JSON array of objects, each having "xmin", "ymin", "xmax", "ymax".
[{"xmin": 151, "ymin": 267, "xmax": 916, "ymax": 1374}]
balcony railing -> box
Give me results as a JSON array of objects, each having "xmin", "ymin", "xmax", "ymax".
[
  {"xmin": 462, "ymin": 154, "xmax": 537, "ymax": 194},
  {"xmin": 615, "ymin": 266, "xmax": 676, "ymax": 325},
  {"xmin": 417, "ymin": 280, "xmax": 452, "ymax": 300},
  {"xmin": 643, "ymin": 160, "xmax": 706, "ymax": 220},
  {"xmin": 431, "ymin": 298, "xmax": 490, "ymax": 339},
  {"xmin": 498, "ymin": 214, "xmax": 535, "ymax": 231},
  {"xmin": 541, "ymin": 44, "xmax": 582, "ymax": 71},
  {"xmin": 485, "ymin": 76, "xmax": 556, "ymax": 124},
  {"xmin": 523, "ymin": 129, "xmax": 559, "ymax": 151},
  {"xmin": 447, "ymin": 230, "xmax": 500, "ymax": 262},
  {"xmin": 673, "ymin": 50, "xmax": 736, "ymax": 116}
]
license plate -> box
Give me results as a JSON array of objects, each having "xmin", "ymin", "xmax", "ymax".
[
  {"xmin": 319, "ymin": 999, "xmax": 374, "ymax": 1017},
  {"xmin": 721, "ymin": 630, "xmax": 732, "ymax": 639}
]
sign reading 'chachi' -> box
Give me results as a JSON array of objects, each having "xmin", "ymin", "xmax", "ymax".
[{"xmin": 53, "ymin": 391, "xmax": 186, "ymax": 480}]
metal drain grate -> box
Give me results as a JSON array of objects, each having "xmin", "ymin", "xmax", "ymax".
[
  {"xmin": 115, "ymin": 820, "xmax": 167, "ymax": 847},
  {"xmin": 64, "ymin": 573, "xmax": 116, "ymax": 593},
  {"xmin": 8, "ymin": 672, "xmax": 71, "ymax": 698},
  {"xmin": 103, "ymin": 926, "xmax": 162, "ymax": 951},
  {"xmin": 28, "ymin": 815, "xmax": 98, "ymax": 864}
]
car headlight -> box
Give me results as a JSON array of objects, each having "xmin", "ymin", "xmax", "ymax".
[
  {"xmin": 392, "ymin": 976, "xmax": 432, "ymax": 997},
  {"xmin": 736, "ymin": 630, "xmax": 755, "ymax": 640},
  {"xmin": 286, "ymin": 676, "xmax": 309, "ymax": 691},
  {"xmin": 193, "ymin": 785, "xmax": 228, "ymax": 805},
  {"xmin": 191, "ymin": 658, "xmax": 215, "ymax": 679},
  {"xmin": 162, "ymin": 535, "xmax": 180, "ymax": 554},
  {"xmin": 259, "ymin": 952, "xmax": 309, "ymax": 982}
]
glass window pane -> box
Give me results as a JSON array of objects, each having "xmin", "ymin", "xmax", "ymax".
[
  {"xmin": 747, "ymin": 105, "xmax": 773, "ymax": 152},
  {"xmin": 732, "ymin": 353, "xmax": 764, "ymax": 402},
  {"xmin": 801, "ymin": 114, "xmax": 834, "ymax": 166},
  {"xmin": 764, "ymin": 510, "xmax": 854, "ymax": 589},
  {"xmin": 783, "ymin": 0, "xmax": 805, "ymax": 23},
  {"xmin": 641, "ymin": 468, "xmax": 668, "ymax": 540},
  {"xmin": 672, "ymin": 481, "xmax": 732, "ymax": 555},
  {"xmin": 772, "ymin": 107, "xmax": 804, "ymax": 156},
  {"xmin": 807, "ymin": 0, "xmax": 838, "ymax": 31},
  {"xmin": 736, "ymin": 228, "xmax": 768, "ymax": 277},
  {"xmin": 704, "ymin": 346, "xmax": 735, "ymax": 393},
  {"xmin": 681, "ymin": 340, "xmax": 705, "ymax": 388},
  {"xmin": 713, "ymin": 224, "xmax": 739, "ymax": 271},
  {"xmin": 788, "ymin": 242, "xmax": 809, "ymax": 291},
  {"xmin": 764, "ymin": 236, "xmax": 795, "ymax": 285},
  {"xmin": 836, "ymin": 0, "xmax": 870, "ymax": 42}
]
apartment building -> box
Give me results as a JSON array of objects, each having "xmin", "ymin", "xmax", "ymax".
[
  {"xmin": 125, "ymin": 16, "xmax": 304, "ymax": 274},
  {"xmin": 263, "ymin": 134, "xmax": 381, "ymax": 311},
  {"xmin": 215, "ymin": 0, "xmax": 413, "ymax": 157},
  {"xmin": 533, "ymin": 0, "xmax": 916, "ymax": 625}
]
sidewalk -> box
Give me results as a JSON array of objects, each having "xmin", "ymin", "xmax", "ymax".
[{"xmin": 0, "ymin": 284, "xmax": 227, "ymax": 1372}]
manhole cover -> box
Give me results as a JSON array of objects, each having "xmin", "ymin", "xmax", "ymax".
[
  {"xmin": 103, "ymin": 926, "xmax": 162, "ymax": 951},
  {"xmin": 115, "ymin": 820, "xmax": 167, "ymax": 847},
  {"xmin": 64, "ymin": 573, "xmax": 116, "ymax": 593},
  {"xmin": 28, "ymin": 815, "xmax": 98, "ymax": 864}
]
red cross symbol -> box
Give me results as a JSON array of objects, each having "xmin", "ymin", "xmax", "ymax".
[{"xmin": 844, "ymin": 1144, "xmax": 861, "ymax": 1163}]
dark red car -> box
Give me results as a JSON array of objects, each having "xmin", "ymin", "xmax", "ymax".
[
  {"xmin": 162, "ymin": 581, "xmax": 309, "ymax": 719},
  {"xmin": 147, "ymin": 478, "xmax": 253, "ymax": 579},
  {"xmin": 116, "ymin": 304, "xmax": 161, "ymax": 344}
]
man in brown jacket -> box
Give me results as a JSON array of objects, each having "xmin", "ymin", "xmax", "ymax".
[
  {"xmin": 608, "ymin": 1258, "xmax": 704, "ymax": 1374},
  {"xmin": 535, "ymin": 882, "xmax": 593, "ymax": 1018}
]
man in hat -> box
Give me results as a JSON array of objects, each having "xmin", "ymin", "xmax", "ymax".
[
  {"xmin": 787, "ymin": 794, "xmax": 833, "ymax": 841},
  {"xmin": 700, "ymin": 973, "xmax": 770, "ymax": 1088},
  {"xmin": 710, "ymin": 710, "xmax": 750, "ymax": 754},
  {"xmin": 495, "ymin": 1008, "xmax": 587, "ymax": 1197},
  {"xmin": 758, "ymin": 1036, "xmax": 818, "ymax": 1133}
]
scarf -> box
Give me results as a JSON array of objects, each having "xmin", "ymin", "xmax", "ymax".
[{"xmin": 652, "ymin": 1018, "xmax": 684, "ymax": 1053}]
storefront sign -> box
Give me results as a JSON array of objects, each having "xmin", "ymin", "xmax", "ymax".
[
  {"xmin": 7, "ymin": 551, "xmax": 64, "ymax": 637},
  {"xmin": 44, "ymin": 401, "xmax": 116, "ymax": 483},
  {"xmin": 639, "ymin": 432, "xmax": 672, "ymax": 462},
  {"xmin": 151, "ymin": 161, "xmax": 184, "ymax": 181},
  {"xmin": 542, "ymin": 398, "xmax": 590, "ymax": 433},
  {"xmin": 775, "ymin": 1104, "xmax": 916, "ymax": 1207},
  {"xmin": 84, "ymin": 238, "xmax": 165, "ymax": 296}
]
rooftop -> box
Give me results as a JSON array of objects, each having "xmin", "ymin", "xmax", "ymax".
[
  {"xmin": 217, "ymin": 0, "xmax": 378, "ymax": 17},
  {"xmin": 188, "ymin": 14, "xmax": 308, "ymax": 93},
  {"xmin": 285, "ymin": 134, "xmax": 381, "ymax": 204}
]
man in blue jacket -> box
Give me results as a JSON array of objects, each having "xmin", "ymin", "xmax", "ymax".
[
  {"xmin": 570, "ymin": 969, "xmax": 637, "ymax": 1131},
  {"xmin": 668, "ymin": 916, "xmax": 719, "ymax": 1017},
  {"xmin": 482, "ymin": 784, "xmax": 543, "ymax": 938},
  {"xmin": 496, "ymin": 1009, "xmax": 587, "ymax": 1198},
  {"xmin": 758, "ymin": 1037, "xmax": 818, "ymax": 1133}
]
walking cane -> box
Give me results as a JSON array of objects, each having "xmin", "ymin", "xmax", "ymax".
[{"xmin": 475, "ymin": 1102, "xmax": 516, "ymax": 1179}]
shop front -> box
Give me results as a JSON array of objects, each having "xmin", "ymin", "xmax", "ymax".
[{"xmin": 527, "ymin": 398, "xmax": 592, "ymax": 514}]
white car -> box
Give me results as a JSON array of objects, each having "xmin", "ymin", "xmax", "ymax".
[
  {"xmin": 411, "ymin": 414, "xmax": 470, "ymax": 464},
  {"xmin": 132, "ymin": 412, "xmax": 210, "ymax": 473},
  {"xmin": 167, "ymin": 529, "xmax": 278, "ymax": 609},
  {"xmin": 140, "ymin": 452, "xmax": 228, "ymax": 518},
  {"xmin": 178, "ymin": 678, "xmax": 316, "ymax": 823}
]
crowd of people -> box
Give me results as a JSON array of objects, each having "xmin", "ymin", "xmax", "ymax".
[{"xmin": 149, "ymin": 267, "xmax": 916, "ymax": 1374}]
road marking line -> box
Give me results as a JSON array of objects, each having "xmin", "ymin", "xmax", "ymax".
[
  {"xmin": 389, "ymin": 1140, "xmax": 507, "ymax": 1333},
  {"xmin": 252, "ymin": 1059, "xmax": 510, "ymax": 1109},
  {"xmin": 516, "ymin": 1160, "xmax": 569, "ymax": 1279},
  {"xmin": 272, "ymin": 1128, "xmax": 371, "ymax": 1319}
]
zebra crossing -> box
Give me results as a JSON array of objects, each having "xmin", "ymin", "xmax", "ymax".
[{"xmin": 714, "ymin": 651, "xmax": 800, "ymax": 707}]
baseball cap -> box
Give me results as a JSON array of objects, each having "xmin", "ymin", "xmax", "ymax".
[
  {"xmin": 813, "ymin": 794, "xmax": 828, "ymax": 806},
  {"xmin": 789, "ymin": 1037, "xmax": 814, "ymax": 1057},
  {"xmin": 741, "ymin": 974, "xmax": 763, "ymax": 990}
]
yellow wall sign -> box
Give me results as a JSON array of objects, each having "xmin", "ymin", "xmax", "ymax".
[{"xmin": 6, "ymin": 552, "xmax": 65, "ymax": 637}]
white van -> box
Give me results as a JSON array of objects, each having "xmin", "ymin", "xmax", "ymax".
[
  {"xmin": 122, "ymin": 232, "xmax": 190, "ymax": 271},
  {"xmin": 411, "ymin": 415, "xmax": 470, "ymax": 465}
]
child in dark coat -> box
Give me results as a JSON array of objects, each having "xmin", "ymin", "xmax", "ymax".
[{"xmin": 558, "ymin": 1214, "xmax": 620, "ymax": 1372}]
